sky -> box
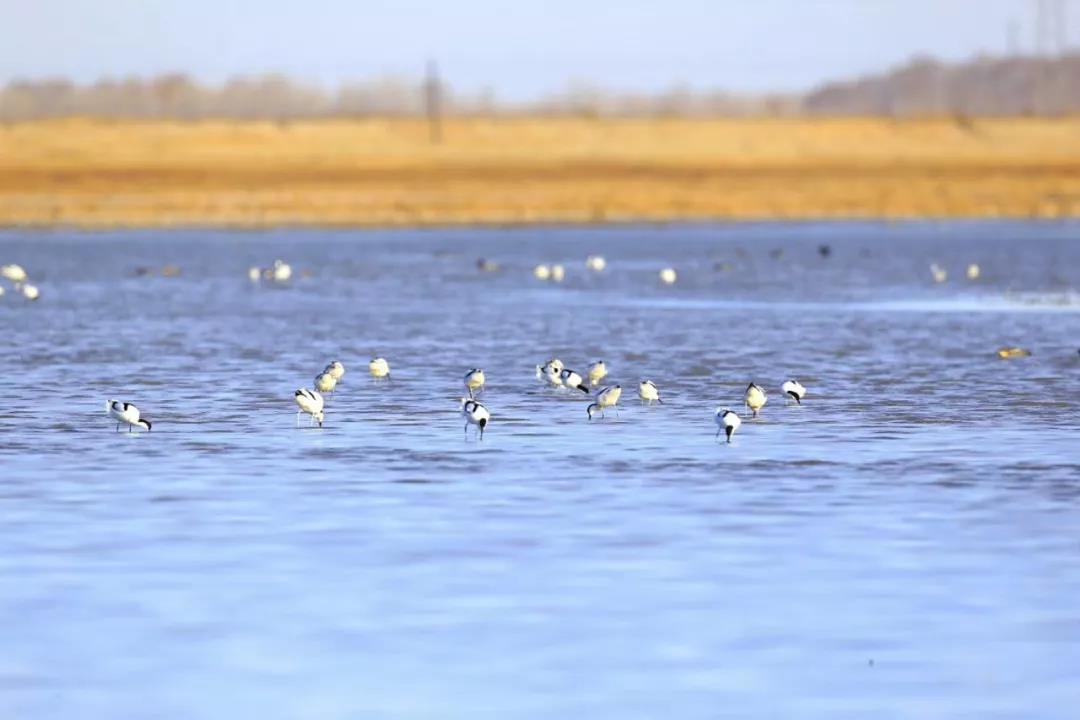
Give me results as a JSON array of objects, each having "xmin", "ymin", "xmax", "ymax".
[{"xmin": 0, "ymin": 0, "xmax": 1068, "ymax": 98}]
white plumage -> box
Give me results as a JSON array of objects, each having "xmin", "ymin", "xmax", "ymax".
[
  {"xmin": 781, "ymin": 379, "xmax": 806, "ymax": 404},
  {"xmin": 559, "ymin": 368, "xmax": 590, "ymax": 394},
  {"xmin": 638, "ymin": 379, "xmax": 662, "ymax": 405},
  {"xmin": 105, "ymin": 399, "xmax": 152, "ymax": 433},
  {"xmin": 659, "ymin": 267, "xmax": 678, "ymax": 285},
  {"xmin": 326, "ymin": 360, "xmax": 345, "ymax": 382},
  {"xmin": 587, "ymin": 385, "xmax": 622, "ymax": 420},
  {"xmin": 368, "ymin": 357, "xmax": 390, "ymax": 380},
  {"xmin": 464, "ymin": 368, "xmax": 486, "ymax": 397},
  {"xmin": 1, "ymin": 264, "xmax": 27, "ymax": 283},
  {"xmin": 461, "ymin": 398, "xmax": 491, "ymax": 439},
  {"xmin": 715, "ymin": 408, "xmax": 741, "ymax": 443},
  {"xmin": 745, "ymin": 383, "xmax": 768, "ymax": 417},
  {"xmin": 588, "ymin": 360, "xmax": 608, "ymax": 387},
  {"xmin": 538, "ymin": 361, "xmax": 563, "ymax": 387},
  {"xmin": 294, "ymin": 388, "xmax": 325, "ymax": 427},
  {"xmin": 315, "ymin": 371, "xmax": 337, "ymax": 394}
]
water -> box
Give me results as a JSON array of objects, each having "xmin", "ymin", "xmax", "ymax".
[{"xmin": 1, "ymin": 221, "xmax": 1079, "ymax": 719}]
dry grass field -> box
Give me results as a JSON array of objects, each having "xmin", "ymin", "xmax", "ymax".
[{"xmin": 0, "ymin": 117, "xmax": 1077, "ymax": 227}]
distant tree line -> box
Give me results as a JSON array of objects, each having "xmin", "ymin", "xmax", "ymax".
[{"xmin": 1, "ymin": 54, "xmax": 1076, "ymax": 121}]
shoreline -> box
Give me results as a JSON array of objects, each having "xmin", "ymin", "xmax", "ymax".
[{"xmin": 2, "ymin": 118, "xmax": 1077, "ymax": 228}]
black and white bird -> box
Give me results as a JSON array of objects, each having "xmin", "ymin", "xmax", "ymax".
[
  {"xmin": 588, "ymin": 360, "xmax": 608, "ymax": 387},
  {"xmin": 638, "ymin": 379, "xmax": 663, "ymax": 405},
  {"xmin": 781, "ymin": 379, "xmax": 806, "ymax": 404},
  {"xmin": 745, "ymin": 383, "xmax": 768, "ymax": 418},
  {"xmin": 294, "ymin": 388, "xmax": 325, "ymax": 427},
  {"xmin": 368, "ymin": 357, "xmax": 390, "ymax": 381},
  {"xmin": 464, "ymin": 368, "xmax": 486, "ymax": 397},
  {"xmin": 105, "ymin": 399, "xmax": 152, "ymax": 433},
  {"xmin": 537, "ymin": 359, "xmax": 564, "ymax": 387},
  {"xmin": 461, "ymin": 398, "xmax": 491, "ymax": 439},
  {"xmin": 715, "ymin": 408, "xmax": 741, "ymax": 443},
  {"xmin": 587, "ymin": 384, "xmax": 622, "ymax": 420},
  {"xmin": 559, "ymin": 368, "xmax": 590, "ymax": 394},
  {"xmin": 326, "ymin": 360, "xmax": 345, "ymax": 383},
  {"xmin": 315, "ymin": 370, "xmax": 337, "ymax": 395}
]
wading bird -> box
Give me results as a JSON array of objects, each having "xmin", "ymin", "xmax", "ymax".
[
  {"xmin": 745, "ymin": 383, "xmax": 767, "ymax": 418},
  {"xmin": 638, "ymin": 380, "xmax": 662, "ymax": 405},
  {"xmin": 587, "ymin": 385, "xmax": 622, "ymax": 420},
  {"xmin": 464, "ymin": 368, "xmax": 486, "ymax": 397},
  {"xmin": 294, "ymin": 388, "xmax": 325, "ymax": 427},
  {"xmin": 461, "ymin": 398, "xmax": 490, "ymax": 440},
  {"xmin": 781, "ymin": 379, "xmax": 806, "ymax": 404},
  {"xmin": 588, "ymin": 360, "xmax": 608, "ymax": 387},
  {"xmin": 715, "ymin": 408, "xmax": 740, "ymax": 443},
  {"xmin": 368, "ymin": 357, "xmax": 390, "ymax": 381},
  {"xmin": 560, "ymin": 368, "xmax": 590, "ymax": 394},
  {"xmin": 105, "ymin": 400, "xmax": 152, "ymax": 433}
]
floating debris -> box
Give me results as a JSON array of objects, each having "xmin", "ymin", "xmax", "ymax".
[
  {"xmin": 818, "ymin": 244, "xmax": 831, "ymax": 258},
  {"xmin": 997, "ymin": 347, "xmax": 1031, "ymax": 359},
  {"xmin": 161, "ymin": 265, "xmax": 182, "ymax": 277}
]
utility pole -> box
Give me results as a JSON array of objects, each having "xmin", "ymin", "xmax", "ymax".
[{"xmin": 424, "ymin": 59, "xmax": 442, "ymax": 144}]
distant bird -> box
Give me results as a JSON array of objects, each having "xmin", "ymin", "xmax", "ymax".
[
  {"xmin": 315, "ymin": 371, "xmax": 337, "ymax": 395},
  {"xmin": 930, "ymin": 263, "xmax": 947, "ymax": 283},
  {"xmin": 638, "ymin": 379, "xmax": 663, "ymax": 405},
  {"xmin": 272, "ymin": 260, "xmax": 292, "ymax": 282},
  {"xmin": 533, "ymin": 264, "xmax": 551, "ymax": 281},
  {"xmin": 745, "ymin": 383, "xmax": 768, "ymax": 418},
  {"xmin": 586, "ymin": 255, "xmax": 607, "ymax": 272},
  {"xmin": 997, "ymin": 347, "xmax": 1031, "ymax": 359},
  {"xmin": 368, "ymin": 357, "xmax": 390, "ymax": 380},
  {"xmin": 715, "ymin": 408, "xmax": 741, "ymax": 443},
  {"xmin": 105, "ymin": 400, "xmax": 152, "ymax": 433},
  {"xmin": 781, "ymin": 379, "xmax": 806, "ymax": 404},
  {"xmin": 21, "ymin": 284, "xmax": 39, "ymax": 301},
  {"xmin": 248, "ymin": 266, "xmax": 261, "ymax": 282},
  {"xmin": 294, "ymin": 388, "xmax": 325, "ymax": 427},
  {"xmin": 550, "ymin": 264, "xmax": 566, "ymax": 282},
  {"xmin": 0, "ymin": 286, "xmax": 5, "ymax": 297},
  {"xmin": 587, "ymin": 385, "xmax": 622, "ymax": 420},
  {"xmin": 659, "ymin": 268, "xmax": 678, "ymax": 285},
  {"xmin": 560, "ymin": 368, "xmax": 590, "ymax": 394},
  {"xmin": 587, "ymin": 360, "xmax": 608, "ymax": 386},
  {"xmin": 1, "ymin": 264, "xmax": 27, "ymax": 283},
  {"xmin": 461, "ymin": 398, "xmax": 490, "ymax": 439},
  {"xmin": 966, "ymin": 263, "xmax": 981, "ymax": 280},
  {"xmin": 464, "ymin": 368, "xmax": 486, "ymax": 397},
  {"xmin": 769, "ymin": 248, "xmax": 784, "ymax": 260},
  {"xmin": 476, "ymin": 258, "xmax": 500, "ymax": 273},
  {"xmin": 326, "ymin": 360, "xmax": 345, "ymax": 382},
  {"xmin": 818, "ymin": 244, "xmax": 832, "ymax": 258}
]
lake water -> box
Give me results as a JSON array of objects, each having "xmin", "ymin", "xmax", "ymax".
[{"xmin": 1, "ymin": 221, "xmax": 1079, "ymax": 719}]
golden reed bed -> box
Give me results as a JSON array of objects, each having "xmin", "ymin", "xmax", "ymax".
[{"xmin": 0, "ymin": 117, "xmax": 1077, "ymax": 227}]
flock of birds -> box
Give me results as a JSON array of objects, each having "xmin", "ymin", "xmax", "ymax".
[{"xmin": 103, "ymin": 354, "xmax": 808, "ymax": 444}]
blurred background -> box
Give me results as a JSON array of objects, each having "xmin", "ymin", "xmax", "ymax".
[{"xmin": 0, "ymin": 0, "xmax": 1077, "ymax": 225}]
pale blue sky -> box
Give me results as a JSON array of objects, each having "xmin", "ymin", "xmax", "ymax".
[{"xmin": 0, "ymin": 0, "xmax": 1064, "ymax": 97}]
